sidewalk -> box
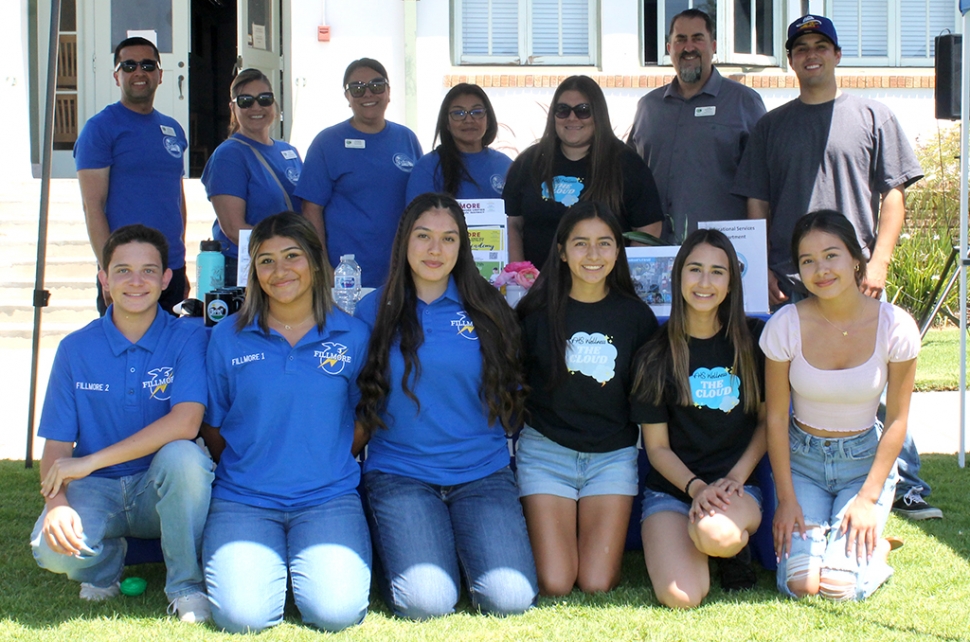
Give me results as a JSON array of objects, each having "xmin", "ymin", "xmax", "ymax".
[{"xmin": 2, "ymin": 342, "xmax": 967, "ymax": 462}]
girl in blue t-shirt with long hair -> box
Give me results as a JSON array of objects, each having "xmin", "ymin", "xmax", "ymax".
[
  {"xmin": 631, "ymin": 228, "xmax": 766, "ymax": 608},
  {"xmin": 354, "ymin": 192, "xmax": 537, "ymax": 619}
]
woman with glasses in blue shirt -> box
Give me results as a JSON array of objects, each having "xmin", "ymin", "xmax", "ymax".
[
  {"xmin": 406, "ymin": 84, "xmax": 512, "ymax": 202},
  {"xmin": 296, "ymin": 58, "xmax": 422, "ymax": 288},
  {"xmin": 202, "ymin": 68, "xmax": 303, "ymax": 285}
]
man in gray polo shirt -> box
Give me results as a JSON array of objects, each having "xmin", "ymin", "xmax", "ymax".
[{"xmin": 628, "ymin": 8, "xmax": 765, "ymax": 244}]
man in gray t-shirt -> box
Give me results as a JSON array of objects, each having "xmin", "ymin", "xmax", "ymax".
[
  {"xmin": 629, "ymin": 9, "xmax": 765, "ymax": 244},
  {"xmin": 734, "ymin": 14, "xmax": 938, "ymax": 522}
]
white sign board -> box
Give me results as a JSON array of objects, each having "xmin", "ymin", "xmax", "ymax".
[{"xmin": 698, "ymin": 219, "xmax": 769, "ymax": 315}]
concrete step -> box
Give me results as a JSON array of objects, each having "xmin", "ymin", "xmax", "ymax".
[
  {"xmin": 1, "ymin": 280, "xmax": 98, "ymax": 302},
  {"xmin": 0, "ymin": 300, "xmax": 99, "ymax": 326}
]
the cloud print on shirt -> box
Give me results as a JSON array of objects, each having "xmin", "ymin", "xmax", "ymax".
[
  {"xmin": 689, "ymin": 366, "xmax": 741, "ymax": 412},
  {"xmin": 565, "ymin": 332, "xmax": 617, "ymax": 385}
]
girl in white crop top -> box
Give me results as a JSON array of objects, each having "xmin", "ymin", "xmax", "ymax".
[{"xmin": 760, "ymin": 211, "xmax": 919, "ymax": 602}]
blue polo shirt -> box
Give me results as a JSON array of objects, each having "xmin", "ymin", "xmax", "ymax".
[
  {"xmin": 355, "ymin": 279, "xmax": 510, "ymax": 486},
  {"xmin": 295, "ymin": 119, "xmax": 422, "ymax": 288},
  {"xmin": 405, "ymin": 148, "xmax": 512, "ymax": 202},
  {"xmin": 205, "ymin": 309, "xmax": 370, "ymax": 509},
  {"xmin": 74, "ymin": 102, "xmax": 188, "ymax": 269},
  {"xmin": 38, "ymin": 306, "xmax": 208, "ymax": 479},
  {"xmin": 201, "ymin": 133, "xmax": 304, "ymax": 259}
]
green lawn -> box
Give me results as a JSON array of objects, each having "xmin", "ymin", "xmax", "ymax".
[
  {"xmin": 2, "ymin": 457, "xmax": 968, "ymax": 641},
  {"xmin": 917, "ymin": 327, "xmax": 963, "ymax": 391}
]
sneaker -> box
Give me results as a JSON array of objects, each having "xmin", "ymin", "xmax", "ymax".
[
  {"xmin": 892, "ymin": 486, "xmax": 943, "ymax": 521},
  {"xmin": 718, "ymin": 545, "xmax": 757, "ymax": 592},
  {"xmin": 79, "ymin": 582, "xmax": 120, "ymax": 601},
  {"xmin": 167, "ymin": 591, "xmax": 211, "ymax": 623}
]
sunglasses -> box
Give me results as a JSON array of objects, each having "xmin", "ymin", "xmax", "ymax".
[
  {"xmin": 553, "ymin": 102, "xmax": 593, "ymax": 120},
  {"xmin": 115, "ymin": 59, "xmax": 158, "ymax": 73},
  {"xmin": 345, "ymin": 79, "xmax": 388, "ymax": 98},
  {"xmin": 234, "ymin": 92, "xmax": 275, "ymax": 109},
  {"xmin": 449, "ymin": 108, "xmax": 487, "ymax": 122}
]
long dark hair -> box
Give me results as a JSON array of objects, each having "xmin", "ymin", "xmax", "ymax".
[
  {"xmin": 517, "ymin": 201, "xmax": 640, "ymax": 385},
  {"xmin": 235, "ymin": 212, "xmax": 334, "ymax": 333},
  {"xmin": 228, "ymin": 68, "xmax": 275, "ymax": 137},
  {"xmin": 356, "ymin": 193, "xmax": 526, "ymax": 436},
  {"xmin": 632, "ymin": 228, "xmax": 760, "ymax": 413},
  {"xmin": 532, "ymin": 75, "xmax": 625, "ymax": 216},
  {"xmin": 791, "ymin": 209, "xmax": 868, "ymax": 286},
  {"xmin": 433, "ymin": 83, "xmax": 499, "ymax": 196}
]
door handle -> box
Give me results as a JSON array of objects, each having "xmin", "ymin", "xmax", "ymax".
[{"xmin": 178, "ymin": 75, "xmax": 185, "ymax": 100}]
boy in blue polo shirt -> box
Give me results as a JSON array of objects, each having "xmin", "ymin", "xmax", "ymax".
[{"xmin": 30, "ymin": 225, "xmax": 213, "ymax": 623}]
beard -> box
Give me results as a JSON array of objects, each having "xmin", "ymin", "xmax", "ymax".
[{"xmin": 676, "ymin": 63, "xmax": 703, "ymax": 85}]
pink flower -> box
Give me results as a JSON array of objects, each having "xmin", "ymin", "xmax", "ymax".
[
  {"xmin": 514, "ymin": 267, "xmax": 539, "ymax": 288},
  {"xmin": 492, "ymin": 261, "xmax": 539, "ymax": 290}
]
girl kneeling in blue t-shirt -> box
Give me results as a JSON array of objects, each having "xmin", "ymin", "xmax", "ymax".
[
  {"xmin": 631, "ymin": 229, "xmax": 766, "ymax": 608},
  {"xmin": 354, "ymin": 193, "xmax": 538, "ymax": 619},
  {"xmin": 202, "ymin": 212, "xmax": 372, "ymax": 633},
  {"xmin": 516, "ymin": 202, "xmax": 658, "ymax": 595}
]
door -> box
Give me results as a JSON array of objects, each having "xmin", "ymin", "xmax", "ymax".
[
  {"xmin": 91, "ymin": 0, "xmax": 191, "ymax": 168},
  {"xmin": 237, "ymin": 0, "xmax": 283, "ymax": 139}
]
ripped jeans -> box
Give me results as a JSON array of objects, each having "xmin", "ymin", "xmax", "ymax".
[{"xmin": 777, "ymin": 419, "xmax": 898, "ymax": 601}]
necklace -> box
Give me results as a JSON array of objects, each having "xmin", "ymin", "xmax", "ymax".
[
  {"xmin": 814, "ymin": 299, "xmax": 850, "ymax": 337},
  {"xmin": 269, "ymin": 312, "xmax": 314, "ymax": 331}
]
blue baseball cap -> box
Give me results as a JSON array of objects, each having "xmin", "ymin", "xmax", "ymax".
[{"xmin": 786, "ymin": 14, "xmax": 839, "ymax": 51}]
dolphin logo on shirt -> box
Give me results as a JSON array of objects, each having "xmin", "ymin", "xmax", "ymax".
[
  {"xmin": 315, "ymin": 342, "xmax": 352, "ymax": 375},
  {"xmin": 143, "ymin": 367, "xmax": 174, "ymax": 401},
  {"xmin": 450, "ymin": 311, "xmax": 478, "ymax": 340}
]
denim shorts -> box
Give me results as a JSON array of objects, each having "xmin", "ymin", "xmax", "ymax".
[
  {"xmin": 776, "ymin": 418, "xmax": 898, "ymax": 600},
  {"xmin": 515, "ymin": 426, "xmax": 638, "ymax": 499},
  {"xmin": 640, "ymin": 484, "xmax": 763, "ymax": 522}
]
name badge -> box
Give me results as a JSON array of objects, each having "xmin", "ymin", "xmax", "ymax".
[
  {"xmin": 160, "ymin": 125, "xmax": 177, "ymax": 136},
  {"xmin": 345, "ymin": 139, "xmax": 366, "ymax": 149},
  {"xmin": 694, "ymin": 106, "xmax": 716, "ymax": 118},
  {"xmin": 281, "ymin": 150, "xmax": 298, "ymax": 160}
]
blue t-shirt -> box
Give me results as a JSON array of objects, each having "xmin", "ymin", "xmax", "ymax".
[
  {"xmin": 295, "ymin": 119, "xmax": 422, "ymax": 288},
  {"xmin": 405, "ymin": 148, "xmax": 512, "ymax": 202},
  {"xmin": 205, "ymin": 310, "xmax": 370, "ymax": 509},
  {"xmin": 354, "ymin": 279, "xmax": 510, "ymax": 486},
  {"xmin": 38, "ymin": 307, "xmax": 208, "ymax": 478},
  {"xmin": 74, "ymin": 102, "xmax": 188, "ymax": 269},
  {"xmin": 201, "ymin": 134, "xmax": 304, "ymax": 259}
]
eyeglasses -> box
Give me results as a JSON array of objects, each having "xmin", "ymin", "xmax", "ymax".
[
  {"xmin": 115, "ymin": 59, "xmax": 158, "ymax": 73},
  {"xmin": 553, "ymin": 102, "xmax": 593, "ymax": 120},
  {"xmin": 345, "ymin": 79, "xmax": 388, "ymax": 98},
  {"xmin": 234, "ymin": 92, "xmax": 275, "ymax": 109},
  {"xmin": 448, "ymin": 108, "xmax": 487, "ymax": 122}
]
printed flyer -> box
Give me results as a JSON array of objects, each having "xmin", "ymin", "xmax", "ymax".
[{"xmin": 458, "ymin": 198, "xmax": 508, "ymax": 280}]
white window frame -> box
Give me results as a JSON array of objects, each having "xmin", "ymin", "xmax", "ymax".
[
  {"xmin": 452, "ymin": 0, "xmax": 599, "ymax": 66},
  {"xmin": 646, "ymin": 0, "xmax": 782, "ymax": 67},
  {"xmin": 828, "ymin": 0, "xmax": 961, "ymax": 67}
]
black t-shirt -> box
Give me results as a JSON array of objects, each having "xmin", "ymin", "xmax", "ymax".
[
  {"xmin": 631, "ymin": 318, "xmax": 765, "ymax": 503},
  {"xmin": 504, "ymin": 144, "xmax": 663, "ymax": 267},
  {"xmin": 522, "ymin": 290, "xmax": 659, "ymax": 453}
]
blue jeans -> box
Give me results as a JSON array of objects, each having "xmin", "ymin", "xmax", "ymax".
[
  {"xmin": 363, "ymin": 467, "xmax": 538, "ymax": 619},
  {"xmin": 777, "ymin": 420, "xmax": 897, "ymax": 601},
  {"xmin": 203, "ymin": 494, "xmax": 371, "ymax": 634},
  {"xmin": 30, "ymin": 440, "xmax": 213, "ymax": 599}
]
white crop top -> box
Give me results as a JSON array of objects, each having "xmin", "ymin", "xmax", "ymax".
[{"xmin": 759, "ymin": 302, "xmax": 920, "ymax": 432}]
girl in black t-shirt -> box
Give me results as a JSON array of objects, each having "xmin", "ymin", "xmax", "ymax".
[
  {"xmin": 517, "ymin": 202, "xmax": 658, "ymax": 596},
  {"xmin": 631, "ymin": 228, "xmax": 766, "ymax": 608}
]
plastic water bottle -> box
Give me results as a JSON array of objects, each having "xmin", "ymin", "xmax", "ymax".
[
  {"xmin": 333, "ymin": 254, "xmax": 361, "ymax": 314},
  {"xmin": 196, "ymin": 239, "xmax": 225, "ymax": 299}
]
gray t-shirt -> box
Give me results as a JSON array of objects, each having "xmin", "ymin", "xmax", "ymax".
[
  {"xmin": 628, "ymin": 68, "xmax": 766, "ymax": 244},
  {"xmin": 732, "ymin": 93, "xmax": 923, "ymax": 291}
]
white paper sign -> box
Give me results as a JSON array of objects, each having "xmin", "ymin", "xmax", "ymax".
[
  {"xmin": 237, "ymin": 229, "xmax": 252, "ymax": 287},
  {"xmin": 252, "ymin": 24, "xmax": 266, "ymax": 50},
  {"xmin": 458, "ymin": 199, "xmax": 508, "ymax": 280},
  {"xmin": 698, "ymin": 219, "xmax": 769, "ymax": 315}
]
